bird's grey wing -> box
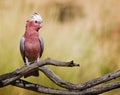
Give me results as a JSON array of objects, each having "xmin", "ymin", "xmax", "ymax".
[
  {"xmin": 39, "ymin": 35, "xmax": 44, "ymax": 57},
  {"xmin": 20, "ymin": 36, "xmax": 25, "ymax": 62}
]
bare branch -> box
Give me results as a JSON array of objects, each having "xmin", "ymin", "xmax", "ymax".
[
  {"xmin": 11, "ymin": 79, "xmax": 120, "ymax": 95},
  {"xmin": 39, "ymin": 66, "xmax": 77, "ymax": 89},
  {"xmin": 75, "ymin": 70, "xmax": 120, "ymax": 90},
  {"xmin": 82, "ymin": 81, "xmax": 120, "ymax": 95},
  {"xmin": 0, "ymin": 58, "xmax": 120, "ymax": 95},
  {"xmin": 11, "ymin": 79, "xmax": 81, "ymax": 95},
  {"xmin": 0, "ymin": 58, "xmax": 79, "ymax": 87},
  {"xmin": 39, "ymin": 66, "xmax": 120, "ymax": 90},
  {"xmin": 41, "ymin": 58, "xmax": 79, "ymax": 67}
]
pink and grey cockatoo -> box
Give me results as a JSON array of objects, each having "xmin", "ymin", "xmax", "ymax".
[{"xmin": 20, "ymin": 13, "xmax": 44, "ymax": 78}]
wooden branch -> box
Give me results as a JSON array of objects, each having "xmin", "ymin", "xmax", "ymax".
[
  {"xmin": 39, "ymin": 66, "xmax": 76, "ymax": 89},
  {"xmin": 11, "ymin": 79, "xmax": 120, "ymax": 95},
  {"xmin": 11, "ymin": 79, "xmax": 82, "ymax": 95},
  {"xmin": 82, "ymin": 81, "xmax": 120, "ymax": 95},
  {"xmin": 75, "ymin": 69, "xmax": 120, "ymax": 90},
  {"xmin": 0, "ymin": 58, "xmax": 79, "ymax": 87},
  {"xmin": 39, "ymin": 66, "xmax": 120, "ymax": 90},
  {"xmin": 0, "ymin": 58, "xmax": 120, "ymax": 95}
]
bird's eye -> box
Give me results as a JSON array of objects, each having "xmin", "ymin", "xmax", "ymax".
[{"xmin": 35, "ymin": 21, "xmax": 38, "ymax": 23}]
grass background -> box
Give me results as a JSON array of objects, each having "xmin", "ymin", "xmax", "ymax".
[{"xmin": 0, "ymin": 0, "xmax": 120, "ymax": 95}]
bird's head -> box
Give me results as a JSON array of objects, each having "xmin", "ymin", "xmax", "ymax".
[{"xmin": 26, "ymin": 13, "xmax": 43, "ymax": 31}]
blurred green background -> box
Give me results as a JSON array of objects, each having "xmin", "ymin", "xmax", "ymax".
[{"xmin": 0, "ymin": 0, "xmax": 120, "ymax": 95}]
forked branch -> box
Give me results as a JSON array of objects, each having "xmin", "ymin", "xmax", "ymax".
[{"xmin": 0, "ymin": 58, "xmax": 120, "ymax": 95}]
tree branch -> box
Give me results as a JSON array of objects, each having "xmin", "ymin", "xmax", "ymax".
[
  {"xmin": 11, "ymin": 79, "xmax": 82, "ymax": 95},
  {"xmin": 75, "ymin": 70, "xmax": 120, "ymax": 90},
  {"xmin": 11, "ymin": 79, "xmax": 120, "ymax": 95},
  {"xmin": 0, "ymin": 58, "xmax": 120, "ymax": 95},
  {"xmin": 0, "ymin": 58, "xmax": 79, "ymax": 87},
  {"xmin": 82, "ymin": 81, "xmax": 120, "ymax": 95},
  {"xmin": 39, "ymin": 66, "xmax": 76, "ymax": 89},
  {"xmin": 39, "ymin": 66, "xmax": 120, "ymax": 90}
]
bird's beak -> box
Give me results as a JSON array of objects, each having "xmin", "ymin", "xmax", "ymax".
[{"xmin": 40, "ymin": 21, "xmax": 43, "ymax": 28}]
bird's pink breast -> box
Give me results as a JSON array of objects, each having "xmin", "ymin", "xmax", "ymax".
[{"xmin": 24, "ymin": 36, "xmax": 40, "ymax": 62}]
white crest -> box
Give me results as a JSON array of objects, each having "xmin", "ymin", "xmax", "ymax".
[{"xmin": 30, "ymin": 13, "xmax": 43, "ymax": 23}]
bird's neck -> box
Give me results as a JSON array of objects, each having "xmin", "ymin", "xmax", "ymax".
[
  {"xmin": 26, "ymin": 26, "xmax": 39, "ymax": 32},
  {"xmin": 24, "ymin": 27, "xmax": 39, "ymax": 38}
]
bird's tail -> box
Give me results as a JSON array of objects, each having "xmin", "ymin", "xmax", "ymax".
[{"xmin": 24, "ymin": 70, "xmax": 39, "ymax": 78}]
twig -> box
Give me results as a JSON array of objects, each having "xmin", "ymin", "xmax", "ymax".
[{"xmin": 41, "ymin": 58, "xmax": 79, "ymax": 67}]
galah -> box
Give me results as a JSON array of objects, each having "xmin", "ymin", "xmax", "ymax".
[{"xmin": 20, "ymin": 13, "xmax": 44, "ymax": 78}]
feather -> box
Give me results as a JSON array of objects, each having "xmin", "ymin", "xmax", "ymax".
[
  {"xmin": 39, "ymin": 35, "xmax": 44, "ymax": 57},
  {"xmin": 20, "ymin": 36, "xmax": 25, "ymax": 62}
]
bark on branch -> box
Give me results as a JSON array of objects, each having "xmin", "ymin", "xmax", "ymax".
[
  {"xmin": 0, "ymin": 58, "xmax": 120, "ymax": 95},
  {"xmin": 0, "ymin": 58, "xmax": 79, "ymax": 87},
  {"xmin": 11, "ymin": 79, "xmax": 120, "ymax": 95}
]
